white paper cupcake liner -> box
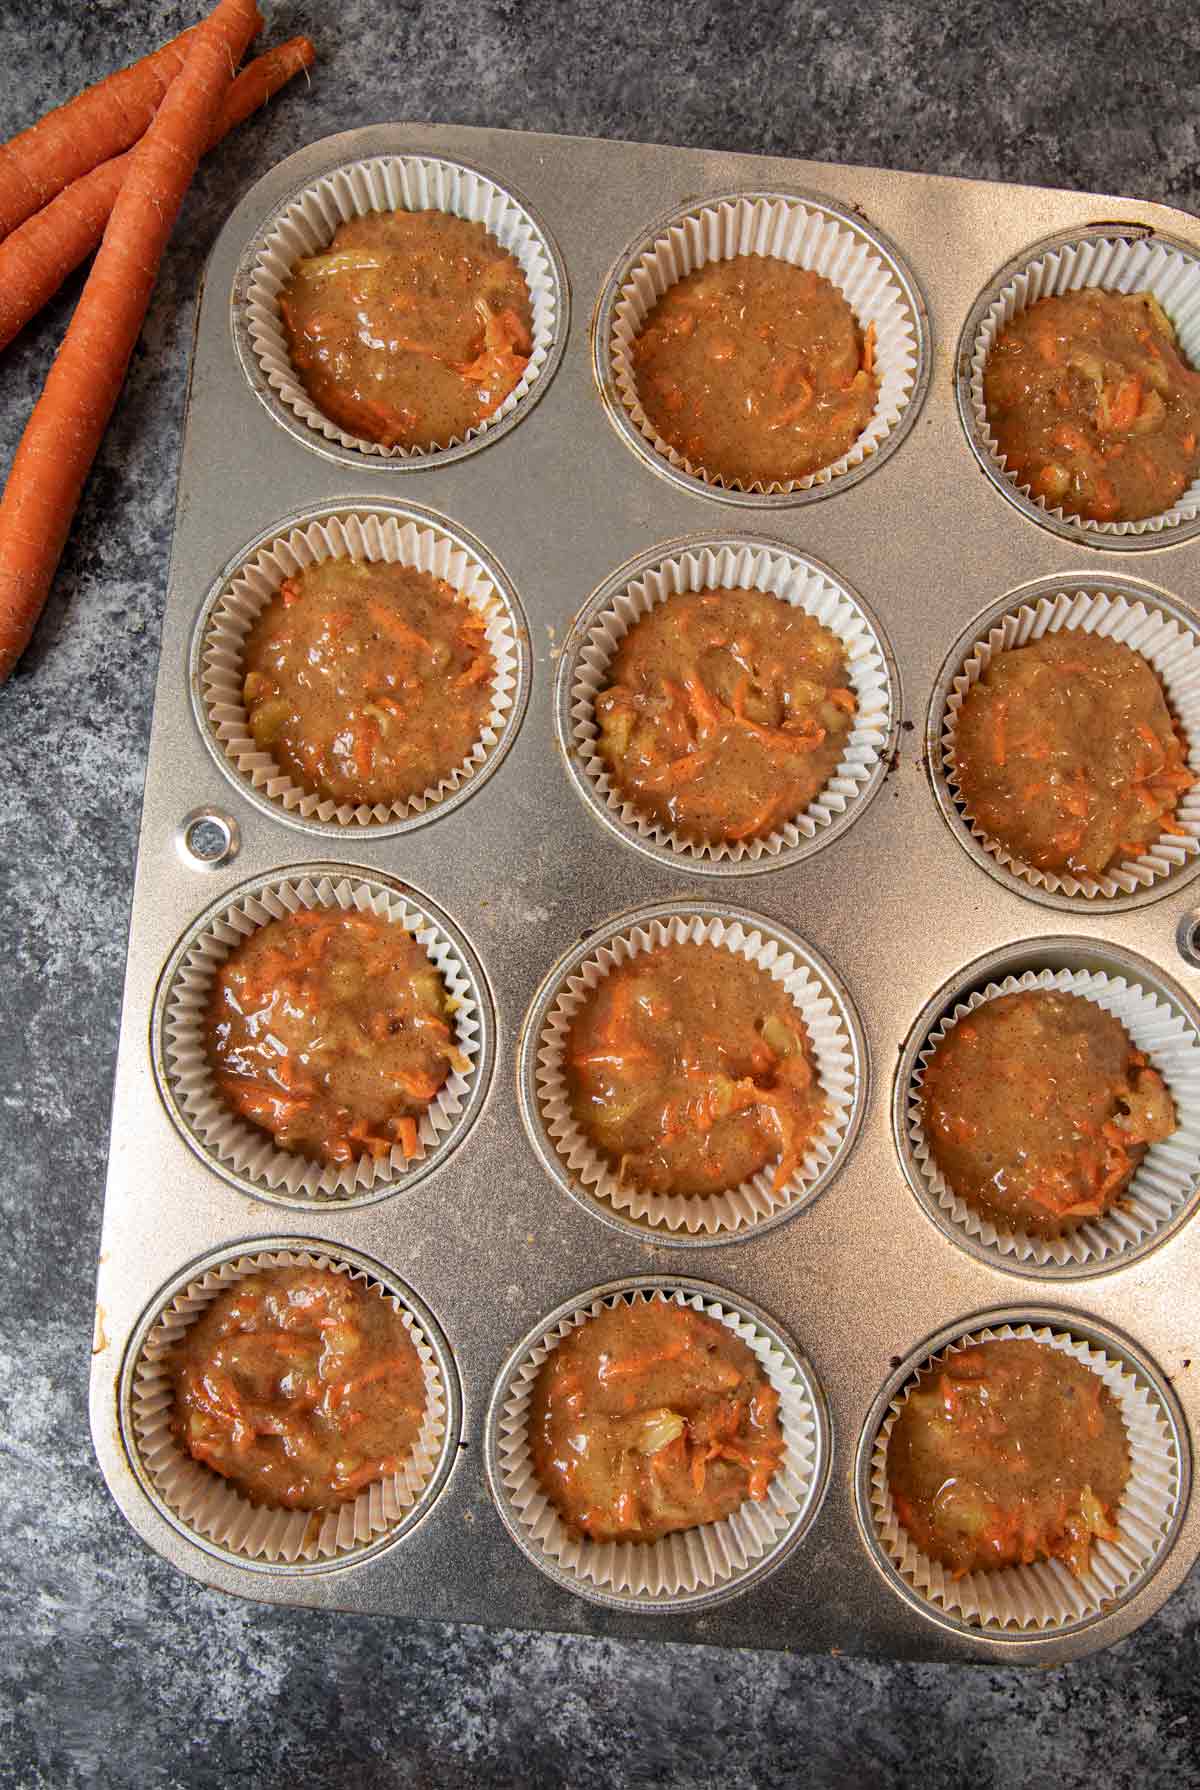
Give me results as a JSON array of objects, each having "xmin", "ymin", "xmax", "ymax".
[
  {"xmin": 128, "ymin": 1247, "xmax": 450, "ymax": 1567},
  {"xmin": 939, "ymin": 586, "xmax": 1200, "ymax": 902},
  {"xmin": 866, "ymin": 1318, "xmax": 1183, "ymax": 1633},
  {"xmin": 156, "ymin": 872, "xmax": 487, "ymax": 1204},
  {"xmin": 562, "ymin": 541, "xmax": 894, "ymax": 869},
  {"xmin": 243, "ymin": 154, "xmax": 564, "ymax": 461},
  {"xmin": 966, "ymin": 233, "xmax": 1200, "ymax": 539},
  {"xmin": 488, "ymin": 1283, "xmax": 827, "ymax": 1609},
  {"xmin": 906, "ymin": 965, "xmax": 1200, "ymax": 1272},
  {"xmin": 196, "ymin": 510, "xmax": 525, "ymax": 832},
  {"xmin": 605, "ymin": 192, "xmax": 923, "ymax": 497},
  {"xmin": 529, "ymin": 910, "xmax": 862, "ymax": 1237}
]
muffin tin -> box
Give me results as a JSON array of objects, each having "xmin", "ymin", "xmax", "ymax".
[{"xmin": 90, "ymin": 123, "xmax": 1200, "ymax": 1662}]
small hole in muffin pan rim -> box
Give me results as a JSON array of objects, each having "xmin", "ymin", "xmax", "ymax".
[
  {"xmin": 891, "ymin": 935, "xmax": 1200, "ymax": 1280},
  {"xmin": 117, "ymin": 1235, "xmax": 464, "ymax": 1577},
  {"xmin": 852, "ymin": 1303, "xmax": 1191, "ymax": 1643},
  {"xmin": 925, "ymin": 572, "xmax": 1200, "ymax": 914}
]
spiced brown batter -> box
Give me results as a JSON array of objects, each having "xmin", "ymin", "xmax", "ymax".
[
  {"xmin": 280, "ymin": 209, "xmax": 533, "ymax": 450},
  {"xmin": 207, "ymin": 908, "xmax": 467, "ymax": 1167},
  {"xmin": 170, "ymin": 1267, "xmax": 426, "ymax": 1509},
  {"xmin": 887, "ymin": 1338, "xmax": 1129, "ymax": 1579},
  {"xmin": 242, "ymin": 559, "xmax": 496, "ymax": 809},
  {"xmin": 595, "ymin": 588, "xmax": 857, "ymax": 845},
  {"xmin": 920, "ymin": 989, "xmax": 1176, "ymax": 1237},
  {"xmin": 530, "ymin": 1299, "xmax": 785, "ymax": 1543},
  {"xmin": 566, "ymin": 942, "xmax": 827, "ymax": 1199},
  {"xmin": 952, "ymin": 632, "xmax": 1193, "ymax": 879},
  {"xmin": 631, "ymin": 256, "xmax": 878, "ymax": 485},
  {"xmin": 983, "ymin": 289, "xmax": 1200, "ymax": 523}
]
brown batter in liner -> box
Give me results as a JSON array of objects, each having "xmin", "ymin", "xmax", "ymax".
[
  {"xmin": 530, "ymin": 1299, "xmax": 785, "ymax": 1544},
  {"xmin": 920, "ymin": 989, "xmax": 1176, "ymax": 1238},
  {"xmin": 594, "ymin": 587, "xmax": 857, "ymax": 845},
  {"xmin": 241, "ymin": 557, "xmax": 496, "ymax": 810},
  {"xmin": 951, "ymin": 631, "xmax": 1194, "ymax": 880},
  {"xmin": 206, "ymin": 907, "xmax": 468, "ymax": 1168},
  {"xmin": 887, "ymin": 1338, "xmax": 1130, "ymax": 1579},
  {"xmin": 279, "ymin": 209, "xmax": 533, "ymax": 451},
  {"xmin": 170, "ymin": 1266, "xmax": 427, "ymax": 1510},
  {"xmin": 983, "ymin": 289, "xmax": 1200, "ymax": 524},
  {"xmin": 631, "ymin": 255, "xmax": 878, "ymax": 486},
  {"xmin": 565, "ymin": 941, "xmax": 828, "ymax": 1199}
]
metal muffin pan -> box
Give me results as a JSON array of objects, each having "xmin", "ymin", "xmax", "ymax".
[{"xmin": 90, "ymin": 123, "xmax": 1200, "ymax": 1661}]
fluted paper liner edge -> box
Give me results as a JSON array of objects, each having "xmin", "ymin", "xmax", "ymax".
[
  {"xmin": 907, "ymin": 966, "xmax": 1200, "ymax": 1269},
  {"xmin": 131, "ymin": 1248, "xmax": 448, "ymax": 1565},
  {"xmin": 940, "ymin": 587, "xmax": 1200, "ymax": 900},
  {"xmin": 609, "ymin": 194, "xmax": 920, "ymax": 494},
  {"xmin": 568, "ymin": 543, "xmax": 892, "ymax": 864},
  {"xmin": 495, "ymin": 1287, "xmax": 821, "ymax": 1604},
  {"xmin": 535, "ymin": 913, "xmax": 858, "ymax": 1235},
  {"xmin": 160, "ymin": 874, "xmax": 483, "ymax": 1200},
  {"xmin": 868, "ymin": 1320, "xmax": 1180, "ymax": 1631},
  {"xmin": 968, "ymin": 235, "xmax": 1200, "ymax": 535},
  {"xmin": 200, "ymin": 512, "xmax": 521, "ymax": 828},
  {"xmin": 245, "ymin": 153, "xmax": 560, "ymax": 459}
]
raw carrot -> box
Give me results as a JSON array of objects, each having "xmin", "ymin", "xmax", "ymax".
[
  {"xmin": 0, "ymin": 0, "xmax": 261, "ymax": 684},
  {"xmin": 0, "ymin": 15, "xmax": 260, "ymax": 240},
  {"xmin": 0, "ymin": 38, "xmax": 315, "ymax": 354}
]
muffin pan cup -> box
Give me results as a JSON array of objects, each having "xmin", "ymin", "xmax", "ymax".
[
  {"xmin": 194, "ymin": 504, "xmax": 530, "ymax": 836},
  {"xmin": 929, "ymin": 576, "xmax": 1200, "ymax": 909},
  {"xmin": 123, "ymin": 1242, "xmax": 459, "ymax": 1571},
  {"xmin": 957, "ymin": 226, "xmax": 1200, "ymax": 549},
  {"xmin": 595, "ymin": 189, "xmax": 929, "ymax": 505},
  {"xmin": 237, "ymin": 152, "xmax": 568, "ymax": 467},
  {"xmin": 518, "ymin": 902, "xmax": 867, "ymax": 1243},
  {"xmin": 153, "ymin": 867, "xmax": 494, "ymax": 1208},
  {"xmin": 895, "ymin": 944, "xmax": 1200, "ymax": 1277},
  {"xmin": 484, "ymin": 1278, "xmax": 830, "ymax": 1612},
  {"xmin": 90, "ymin": 122, "xmax": 1200, "ymax": 1661},
  {"xmin": 556, "ymin": 536, "xmax": 898, "ymax": 873},
  {"xmin": 855, "ymin": 1310, "xmax": 1187, "ymax": 1637}
]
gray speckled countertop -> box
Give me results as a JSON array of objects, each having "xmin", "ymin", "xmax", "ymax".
[{"xmin": 2, "ymin": 4, "xmax": 1199, "ymax": 1786}]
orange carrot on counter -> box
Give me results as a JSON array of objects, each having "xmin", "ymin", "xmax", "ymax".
[
  {"xmin": 0, "ymin": 11, "xmax": 261, "ymax": 240},
  {"xmin": 0, "ymin": 36, "xmax": 316, "ymax": 353},
  {"xmin": 0, "ymin": 0, "xmax": 261, "ymax": 684}
]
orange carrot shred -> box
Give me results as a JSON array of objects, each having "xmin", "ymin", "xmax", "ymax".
[{"xmin": 0, "ymin": 0, "xmax": 262, "ymax": 683}]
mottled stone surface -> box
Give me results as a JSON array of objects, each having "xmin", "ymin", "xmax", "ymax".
[{"xmin": 1, "ymin": 3, "xmax": 1199, "ymax": 1785}]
